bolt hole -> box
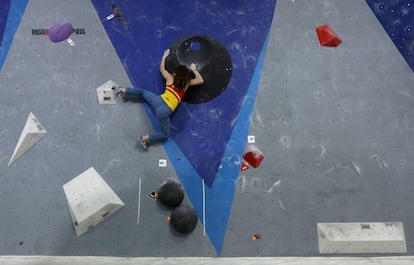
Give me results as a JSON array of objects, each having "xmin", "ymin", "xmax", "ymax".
[{"xmin": 191, "ymin": 41, "xmax": 201, "ymax": 51}]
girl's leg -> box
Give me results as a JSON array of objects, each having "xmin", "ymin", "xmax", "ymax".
[
  {"xmin": 147, "ymin": 103, "xmax": 172, "ymax": 143},
  {"xmin": 125, "ymin": 87, "xmax": 161, "ymax": 110},
  {"xmin": 148, "ymin": 117, "xmax": 171, "ymax": 142},
  {"xmin": 124, "ymin": 88, "xmax": 173, "ymax": 146},
  {"xmin": 125, "ymin": 87, "xmax": 144, "ymax": 97}
]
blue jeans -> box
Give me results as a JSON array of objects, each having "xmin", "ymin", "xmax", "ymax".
[{"xmin": 126, "ymin": 87, "xmax": 173, "ymax": 143}]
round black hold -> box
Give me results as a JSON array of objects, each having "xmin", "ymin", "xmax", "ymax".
[
  {"xmin": 165, "ymin": 35, "xmax": 232, "ymax": 104},
  {"xmin": 170, "ymin": 204, "xmax": 198, "ymax": 234},
  {"xmin": 157, "ymin": 180, "xmax": 184, "ymax": 208}
]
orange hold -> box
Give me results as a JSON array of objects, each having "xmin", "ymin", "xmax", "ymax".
[
  {"xmin": 167, "ymin": 216, "xmax": 171, "ymax": 221},
  {"xmin": 241, "ymin": 161, "xmax": 249, "ymax": 171},
  {"xmin": 252, "ymin": 233, "xmax": 262, "ymax": 240},
  {"xmin": 316, "ymin": 24, "xmax": 342, "ymax": 47}
]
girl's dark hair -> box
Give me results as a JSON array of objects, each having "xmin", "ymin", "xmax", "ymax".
[{"xmin": 173, "ymin": 65, "xmax": 192, "ymax": 89}]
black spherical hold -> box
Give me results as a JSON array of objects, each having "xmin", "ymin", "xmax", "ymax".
[
  {"xmin": 157, "ymin": 180, "xmax": 184, "ymax": 208},
  {"xmin": 166, "ymin": 35, "xmax": 232, "ymax": 104},
  {"xmin": 170, "ymin": 204, "xmax": 198, "ymax": 234}
]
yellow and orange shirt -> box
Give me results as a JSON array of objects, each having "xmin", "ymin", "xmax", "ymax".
[{"xmin": 161, "ymin": 83, "xmax": 185, "ymax": 111}]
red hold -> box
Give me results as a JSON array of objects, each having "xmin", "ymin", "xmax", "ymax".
[
  {"xmin": 252, "ymin": 233, "xmax": 262, "ymax": 240},
  {"xmin": 316, "ymin": 24, "xmax": 342, "ymax": 47},
  {"xmin": 243, "ymin": 147, "xmax": 264, "ymax": 168}
]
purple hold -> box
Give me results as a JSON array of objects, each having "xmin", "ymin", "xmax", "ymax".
[{"xmin": 48, "ymin": 22, "xmax": 74, "ymax": 42}]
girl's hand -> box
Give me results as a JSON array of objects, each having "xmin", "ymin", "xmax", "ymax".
[
  {"xmin": 190, "ymin": 63, "xmax": 197, "ymax": 71},
  {"xmin": 162, "ymin": 49, "xmax": 170, "ymax": 59}
]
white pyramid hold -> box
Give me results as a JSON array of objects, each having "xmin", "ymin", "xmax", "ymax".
[
  {"xmin": 8, "ymin": 112, "xmax": 47, "ymax": 166},
  {"xmin": 317, "ymin": 222, "xmax": 407, "ymax": 254},
  {"xmin": 63, "ymin": 167, "xmax": 125, "ymax": 237},
  {"xmin": 96, "ymin": 80, "xmax": 119, "ymax": 104}
]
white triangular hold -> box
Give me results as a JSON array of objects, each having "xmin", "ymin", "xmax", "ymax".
[
  {"xmin": 96, "ymin": 80, "xmax": 119, "ymax": 104},
  {"xmin": 8, "ymin": 112, "xmax": 47, "ymax": 166},
  {"xmin": 63, "ymin": 167, "xmax": 125, "ymax": 237}
]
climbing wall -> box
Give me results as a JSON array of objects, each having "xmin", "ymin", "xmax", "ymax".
[{"xmin": 0, "ymin": 0, "xmax": 414, "ymax": 258}]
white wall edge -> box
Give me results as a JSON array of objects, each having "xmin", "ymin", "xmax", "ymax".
[{"xmin": 0, "ymin": 256, "xmax": 414, "ymax": 265}]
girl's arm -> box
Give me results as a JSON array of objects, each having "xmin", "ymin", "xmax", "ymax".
[
  {"xmin": 189, "ymin": 63, "xmax": 204, "ymax": 86},
  {"xmin": 160, "ymin": 49, "xmax": 174, "ymax": 84}
]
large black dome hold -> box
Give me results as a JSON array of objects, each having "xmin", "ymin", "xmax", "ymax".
[
  {"xmin": 157, "ymin": 180, "xmax": 184, "ymax": 208},
  {"xmin": 170, "ymin": 204, "xmax": 198, "ymax": 234},
  {"xmin": 165, "ymin": 35, "xmax": 232, "ymax": 104}
]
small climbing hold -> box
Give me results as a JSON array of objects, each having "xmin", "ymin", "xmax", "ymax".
[
  {"xmin": 252, "ymin": 233, "xmax": 262, "ymax": 240},
  {"xmin": 316, "ymin": 24, "xmax": 342, "ymax": 47},
  {"xmin": 241, "ymin": 161, "xmax": 249, "ymax": 171},
  {"xmin": 243, "ymin": 146, "xmax": 264, "ymax": 168},
  {"xmin": 48, "ymin": 22, "xmax": 74, "ymax": 42}
]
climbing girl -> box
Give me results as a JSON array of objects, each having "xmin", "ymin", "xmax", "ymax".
[{"xmin": 119, "ymin": 49, "xmax": 204, "ymax": 149}]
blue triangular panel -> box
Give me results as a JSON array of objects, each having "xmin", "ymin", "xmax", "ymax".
[
  {"xmin": 0, "ymin": 0, "xmax": 29, "ymax": 71},
  {"xmin": 366, "ymin": 0, "xmax": 414, "ymax": 71},
  {"xmin": 92, "ymin": 0, "xmax": 276, "ymax": 187},
  {"xmin": 0, "ymin": 0, "xmax": 12, "ymax": 47},
  {"xmin": 91, "ymin": 0, "xmax": 276, "ymax": 255}
]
